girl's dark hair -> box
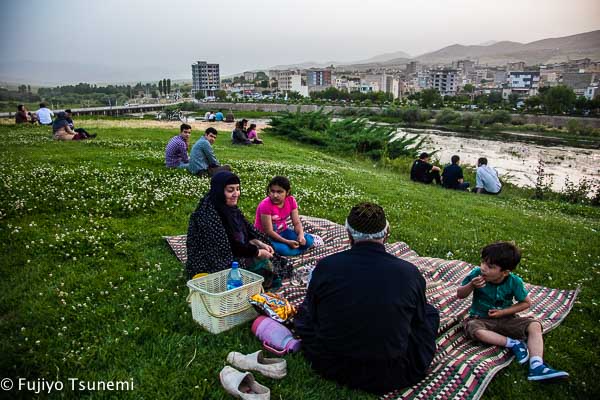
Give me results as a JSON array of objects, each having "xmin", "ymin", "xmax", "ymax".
[
  {"xmin": 481, "ymin": 241, "xmax": 521, "ymax": 271},
  {"xmin": 267, "ymin": 176, "xmax": 291, "ymax": 194},
  {"xmin": 248, "ymin": 123, "xmax": 256, "ymax": 131}
]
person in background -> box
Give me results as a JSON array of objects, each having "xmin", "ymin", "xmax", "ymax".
[
  {"xmin": 231, "ymin": 120, "xmax": 251, "ymax": 145},
  {"xmin": 475, "ymin": 157, "xmax": 502, "ymax": 195},
  {"xmin": 165, "ymin": 123, "xmax": 191, "ymax": 169},
  {"xmin": 204, "ymin": 110, "xmax": 211, "ymax": 121},
  {"xmin": 208, "ymin": 111, "xmax": 216, "ymax": 121},
  {"xmin": 442, "ymin": 155, "xmax": 470, "ymax": 191},
  {"xmin": 246, "ymin": 123, "xmax": 263, "ymax": 144},
  {"xmin": 15, "ymin": 104, "xmax": 30, "ymax": 124},
  {"xmin": 189, "ymin": 127, "xmax": 232, "ymax": 176},
  {"xmin": 225, "ymin": 110, "xmax": 235, "ymax": 123},
  {"xmin": 410, "ymin": 152, "xmax": 441, "ymax": 185},
  {"xmin": 51, "ymin": 112, "xmax": 87, "ymax": 140},
  {"xmin": 215, "ymin": 110, "xmax": 224, "ymax": 121},
  {"xmin": 36, "ymin": 102, "xmax": 54, "ymax": 125},
  {"xmin": 65, "ymin": 109, "xmax": 95, "ymax": 138}
]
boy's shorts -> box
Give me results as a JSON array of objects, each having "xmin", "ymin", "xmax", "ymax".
[{"xmin": 463, "ymin": 315, "xmax": 542, "ymax": 341}]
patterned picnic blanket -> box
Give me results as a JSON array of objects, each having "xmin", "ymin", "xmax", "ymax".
[{"xmin": 165, "ymin": 216, "xmax": 579, "ymax": 400}]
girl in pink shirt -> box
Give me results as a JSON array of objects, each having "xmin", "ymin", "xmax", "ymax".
[
  {"xmin": 246, "ymin": 123, "xmax": 263, "ymax": 144},
  {"xmin": 254, "ymin": 176, "xmax": 314, "ymax": 256}
]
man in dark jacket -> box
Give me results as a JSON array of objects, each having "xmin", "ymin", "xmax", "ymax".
[
  {"xmin": 410, "ymin": 152, "xmax": 441, "ymax": 184},
  {"xmin": 442, "ymin": 155, "xmax": 470, "ymax": 191},
  {"xmin": 294, "ymin": 202, "xmax": 439, "ymax": 394}
]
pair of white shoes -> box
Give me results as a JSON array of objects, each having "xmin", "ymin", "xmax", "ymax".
[{"xmin": 219, "ymin": 350, "xmax": 287, "ymax": 399}]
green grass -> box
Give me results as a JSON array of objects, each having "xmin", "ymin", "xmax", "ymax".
[{"xmin": 1, "ymin": 121, "xmax": 599, "ymax": 399}]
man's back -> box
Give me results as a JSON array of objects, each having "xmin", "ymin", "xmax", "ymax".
[
  {"xmin": 442, "ymin": 163, "xmax": 463, "ymax": 188},
  {"xmin": 411, "ymin": 159, "xmax": 431, "ymax": 182},
  {"xmin": 189, "ymin": 137, "xmax": 216, "ymax": 174},
  {"xmin": 296, "ymin": 241, "xmax": 438, "ymax": 393},
  {"xmin": 476, "ymin": 164, "xmax": 501, "ymax": 193}
]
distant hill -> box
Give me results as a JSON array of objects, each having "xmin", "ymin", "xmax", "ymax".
[
  {"xmin": 262, "ymin": 30, "xmax": 600, "ymax": 73},
  {"xmin": 414, "ymin": 30, "xmax": 600, "ymax": 65}
]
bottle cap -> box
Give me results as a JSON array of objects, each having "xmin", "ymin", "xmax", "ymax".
[{"xmin": 232, "ymin": 261, "xmax": 239, "ymax": 268}]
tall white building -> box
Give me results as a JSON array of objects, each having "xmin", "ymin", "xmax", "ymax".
[{"xmin": 192, "ymin": 61, "xmax": 220, "ymax": 97}]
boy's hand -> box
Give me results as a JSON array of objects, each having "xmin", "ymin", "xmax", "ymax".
[
  {"xmin": 471, "ymin": 276, "xmax": 486, "ymax": 289},
  {"xmin": 488, "ymin": 309, "xmax": 505, "ymax": 318}
]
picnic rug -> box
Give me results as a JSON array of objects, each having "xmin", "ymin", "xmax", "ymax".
[{"xmin": 165, "ymin": 216, "xmax": 579, "ymax": 400}]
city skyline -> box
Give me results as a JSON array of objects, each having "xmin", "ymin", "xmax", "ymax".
[{"xmin": 0, "ymin": 0, "xmax": 599, "ymax": 83}]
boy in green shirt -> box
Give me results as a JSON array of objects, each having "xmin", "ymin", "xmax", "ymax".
[{"xmin": 457, "ymin": 241, "xmax": 568, "ymax": 382}]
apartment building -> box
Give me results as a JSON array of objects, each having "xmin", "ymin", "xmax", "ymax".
[
  {"xmin": 562, "ymin": 72, "xmax": 595, "ymax": 96},
  {"xmin": 306, "ymin": 69, "xmax": 332, "ymax": 87},
  {"xmin": 191, "ymin": 61, "xmax": 220, "ymax": 97},
  {"xmin": 430, "ymin": 69, "xmax": 458, "ymax": 96},
  {"xmin": 243, "ymin": 71, "xmax": 256, "ymax": 81},
  {"xmin": 502, "ymin": 71, "xmax": 540, "ymax": 99}
]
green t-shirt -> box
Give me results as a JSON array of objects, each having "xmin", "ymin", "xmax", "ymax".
[{"xmin": 461, "ymin": 267, "xmax": 528, "ymax": 317}]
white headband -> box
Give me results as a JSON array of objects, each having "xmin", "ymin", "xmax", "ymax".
[{"xmin": 345, "ymin": 219, "xmax": 389, "ymax": 241}]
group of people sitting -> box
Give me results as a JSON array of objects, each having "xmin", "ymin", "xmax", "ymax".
[
  {"xmin": 186, "ymin": 173, "xmax": 568, "ymax": 394},
  {"xmin": 204, "ymin": 110, "xmax": 235, "ymax": 123},
  {"xmin": 186, "ymin": 172, "xmax": 315, "ymax": 289},
  {"xmin": 232, "ymin": 119, "xmax": 263, "ymax": 145},
  {"xmin": 410, "ymin": 152, "xmax": 502, "ymax": 195},
  {"xmin": 15, "ymin": 103, "xmax": 96, "ymax": 141},
  {"xmin": 165, "ymin": 120, "xmax": 265, "ymax": 176}
]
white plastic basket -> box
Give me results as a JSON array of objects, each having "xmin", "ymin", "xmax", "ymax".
[{"xmin": 186, "ymin": 268, "xmax": 264, "ymax": 334}]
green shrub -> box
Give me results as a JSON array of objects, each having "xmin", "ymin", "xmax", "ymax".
[
  {"xmin": 265, "ymin": 109, "xmax": 425, "ymax": 161},
  {"xmin": 435, "ymin": 109, "xmax": 461, "ymax": 125}
]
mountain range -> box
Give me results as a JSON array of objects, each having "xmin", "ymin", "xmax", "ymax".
[
  {"xmin": 1, "ymin": 30, "xmax": 598, "ymax": 86},
  {"xmin": 266, "ymin": 30, "xmax": 600, "ymax": 71}
]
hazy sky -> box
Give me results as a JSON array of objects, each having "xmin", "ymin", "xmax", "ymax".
[{"xmin": 1, "ymin": 0, "xmax": 599, "ymax": 80}]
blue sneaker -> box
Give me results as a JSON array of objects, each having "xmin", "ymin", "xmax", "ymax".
[
  {"xmin": 528, "ymin": 363, "xmax": 569, "ymax": 381},
  {"xmin": 511, "ymin": 341, "xmax": 529, "ymax": 364}
]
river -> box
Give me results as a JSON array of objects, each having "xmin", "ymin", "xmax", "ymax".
[{"xmin": 393, "ymin": 128, "xmax": 600, "ymax": 193}]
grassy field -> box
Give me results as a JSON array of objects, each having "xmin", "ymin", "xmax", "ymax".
[{"xmin": 1, "ymin": 120, "xmax": 599, "ymax": 399}]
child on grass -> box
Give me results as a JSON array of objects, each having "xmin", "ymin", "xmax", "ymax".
[
  {"xmin": 255, "ymin": 176, "xmax": 314, "ymax": 256},
  {"xmin": 457, "ymin": 241, "xmax": 568, "ymax": 382}
]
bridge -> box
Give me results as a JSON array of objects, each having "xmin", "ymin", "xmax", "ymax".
[{"xmin": 0, "ymin": 102, "xmax": 182, "ymax": 118}]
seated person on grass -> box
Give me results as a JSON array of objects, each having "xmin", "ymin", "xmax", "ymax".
[
  {"xmin": 52, "ymin": 112, "xmax": 88, "ymax": 141},
  {"xmin": 295, "ymin": 202, "xmax": 439, "ymax": 394},
  {"xmin": 410, "ymin": 152, "xmax": 441, "ymax": 185},
  {"xmin": 188, "ymin": 127, "xmax": 231, "ymax": 176},
  {"xmin": 475, "ymin": 157, "xmax": 502, "ymax": 195},
  {"xmin": 231, "ymin": 120, "xmax": 251, "ymax": 145},
  {"xmin": 442, "ymin": 155, "xmax": 470, "ymax": 191},
  {"xmin": 15, "ymin": 104, "xmax": 32, "ymax": 124},
  {"xmin": 186, "ymin": 171, "xmax": 287, "ymax": 290},
  {"xmin": 165, "ymin": 123, "xmax": 191, "ymax": 169},
  {"xmin": 254, "ymin": 176, "xmax": 314, "ymax": 256},
  {"xmin": 65, "ymin": 109, "xmax": 96, "ymax": 138},
  {"xmin": 457, "ymin": 241, "xmax": 568, "ymax": 382},
  {"xmin": 246, "ymin": 123, "xmax": 263, "ymax": 144}
]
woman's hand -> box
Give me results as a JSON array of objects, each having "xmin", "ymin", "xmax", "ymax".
[
  {"xmin": 287, "ymin": 240, "xmax": 300, "ymax": 249},
  {"xmin": 257, "ymin": 249, "xmax": 273, "ymax": 259}
]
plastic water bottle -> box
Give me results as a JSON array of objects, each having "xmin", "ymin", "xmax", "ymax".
[{"xmin": 226, "ymin": 262, "xmax": 243, "ymax": 290}]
